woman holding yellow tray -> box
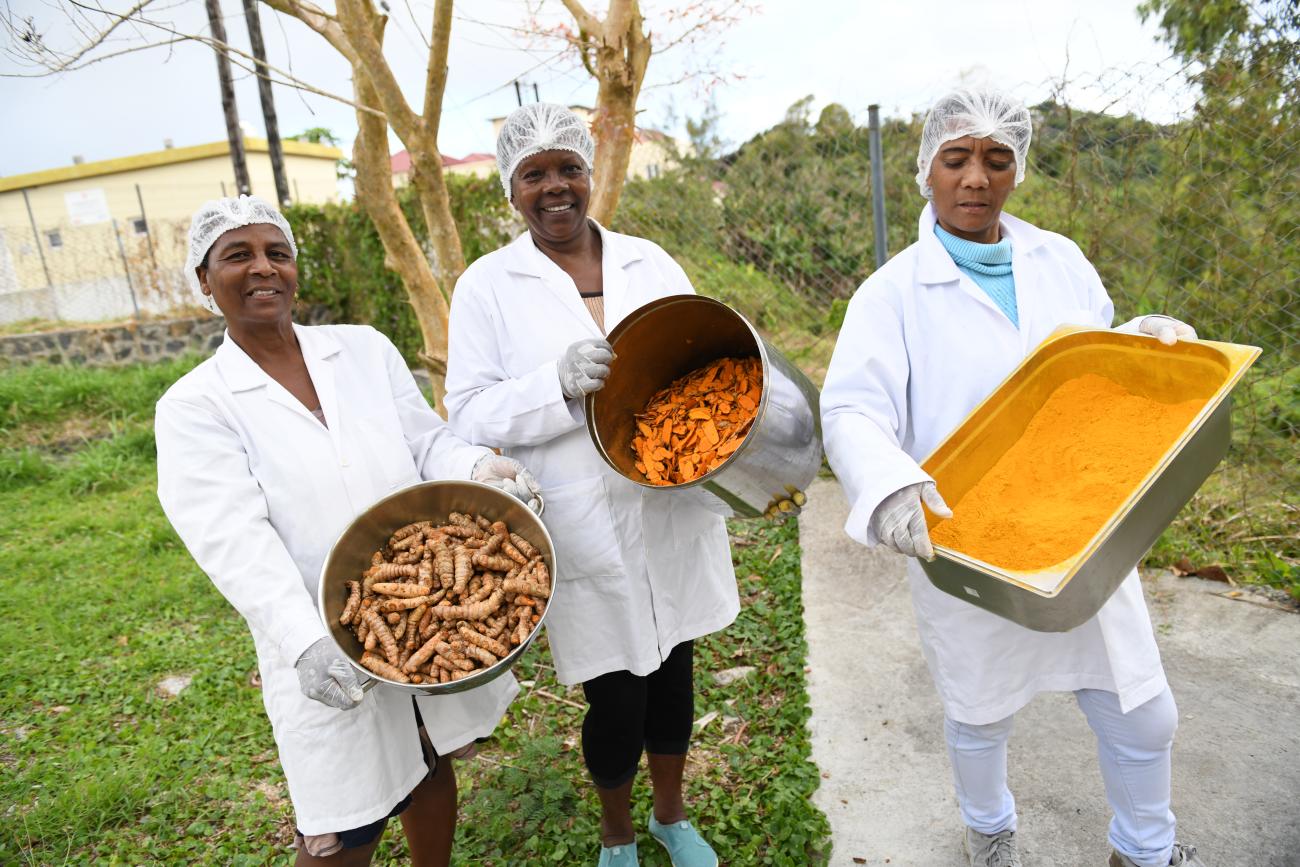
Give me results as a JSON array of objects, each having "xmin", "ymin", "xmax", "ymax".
[{"xmin": 821, "ymin": 88, "xmax": 1204, "ymax": 867}]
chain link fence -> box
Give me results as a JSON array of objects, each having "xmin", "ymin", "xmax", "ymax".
[{"xmin": 0, "ymin": 180, "xmax": 251, "ymax": 329}]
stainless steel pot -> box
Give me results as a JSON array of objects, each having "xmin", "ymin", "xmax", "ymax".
[
  {"xmin": 317, "ymin": 480, "xmax": 558, "ymax": 695},
  {"xmin": 586, "ymin": 295, "xmax": 823, "ymax": 518}
]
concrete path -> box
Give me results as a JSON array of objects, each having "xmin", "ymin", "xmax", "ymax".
[{"xmin": 800, "ymin": 477, "xmax": 1300, "ymax": 867}]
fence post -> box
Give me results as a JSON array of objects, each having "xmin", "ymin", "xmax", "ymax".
[
  {"xmin": 21, "ymin": 189, "xmax": 53, "ymax": 289},
  {"xmin": 113, "ymin": 218, "xmax": 141, "ymax": 318},
  {"xmin": 135, "ymin": 183, "xmax": 158, "ymax": 270},
  {"xmin": 868, "ymin": 104, "xmax": 888, "ymax": 270}
]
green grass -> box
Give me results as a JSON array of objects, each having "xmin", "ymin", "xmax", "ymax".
[
  {"xmin": 0, "ymin": 360, "xmax": 830, "ymax": 865},
  {"xmin": 0, "ymin": 356, "xmax": 201, "ymax": 449}
]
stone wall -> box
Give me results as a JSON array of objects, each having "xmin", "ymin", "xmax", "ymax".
[{"xmin": 0, "ymin": 307, "xmax": 331, "ymax": 366}]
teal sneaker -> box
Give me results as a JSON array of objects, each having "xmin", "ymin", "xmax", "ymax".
[
  {"xmin": 596, "ymin": 840, "xmax": 639, "ymax": 866},
  {"xmin": 648, "ymin": 817, "xmax": 718, "ymax": 867}
]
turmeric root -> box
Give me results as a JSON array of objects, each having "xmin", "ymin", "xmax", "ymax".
[
  {"xmin": 339, "ymin": 580, "xmax": 361, "ymax": 625},
  {"xmin": 371, "ymin": 582, "xmax": 433, "ymax": 598},
  {"xmin": 473, "ymin": 552, "xmax": 516, "ymax": 573},
  {"xmin": 404, "ymin": 634, "xmax": 444, "ymax": 673},
  {"xmin": 373, "ymin": 563, "xmax": 419, "ymax": 580},
  {"xmin": 360, "ymin": 652, "xmax": 410, "ymax": 683},
  {"xmin": 453, "ymin": 547, "xmax": 473, "ymax": 595},
  {"xmin": 376, "ymin": 593, "xmax": 441, "ymax": 613},
  {"xmin": 427, "ymin": 588, "xmax": 504, "ymax": 621},
  {"xmin": 503, "ymin": 577, "xmax": 551, "ymax": 599},
  {"xmin": 510, "ymin": 533, "xmax": 539, "ymax": 560},
  {"xmin": 459, "ymin": 626, "xmax": 510, "ymax": 659},
  {"xmin": 462, "ymin": 644, "xmax": 497, "ymax": 667},
  {"xmin": 361, "ymin": 609, "xmax": 400, "ymax": 667},
  {"xmin": 390, "ymin": 520, "xmax": 430, "ymax": 543},
  {"xmin": 434, "ymin": 540, "xmax": 454, "ymax": 589}
]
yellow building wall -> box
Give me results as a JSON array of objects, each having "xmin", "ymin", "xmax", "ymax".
[{"xmin": 0, "ymin": 139, "xmax": 341, "ymax": 312}]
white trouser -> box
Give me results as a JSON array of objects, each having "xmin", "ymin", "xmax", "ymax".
[{"xmin": 944, "ymin": 687, "xmax": 1179, "ymax": 867}]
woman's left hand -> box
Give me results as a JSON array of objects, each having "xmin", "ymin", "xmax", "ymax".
[
  {"xmin": 1138, "ymin": 315, "xmax": 1197, "ymax": 346},
  {"xmin": 472, "ymin": 453, "xmax": 543, "ymax": 514}
]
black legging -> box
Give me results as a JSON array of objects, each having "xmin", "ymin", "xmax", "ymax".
[{"xmin": 580, "ymin": 640, "xmax": 695, "ymax": 789}]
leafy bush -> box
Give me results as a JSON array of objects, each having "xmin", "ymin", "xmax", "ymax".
[{"xmin": 287, "ymin": 175, "xmax": 521, "ymax": 364}]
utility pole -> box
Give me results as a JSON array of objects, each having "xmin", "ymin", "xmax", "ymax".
[
  {"xmin": 204, "ymin": 0, "xmax": 251, "ymax": 196},
  {"xmin": 242, "ymin": 0, "xmax": 290, "ymax": 207}
]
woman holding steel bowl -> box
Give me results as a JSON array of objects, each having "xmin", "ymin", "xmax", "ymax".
[
  {"xmin": 821, "ymin": 89, "xmax": 1205, "ymax": 867},
  {"xmin": 156, "ymin": 195, "xmax": 539, "ymax": 865},
  {"xmin": 444, "ymin": 104, "xmax": 734, "ymax": 867}
]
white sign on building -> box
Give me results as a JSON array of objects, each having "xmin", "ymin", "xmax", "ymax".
[{"xmin": 65, "ymin": 189, "xmax": 111, "ymax": 226}]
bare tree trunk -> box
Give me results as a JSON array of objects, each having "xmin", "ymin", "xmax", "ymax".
[
  {"xmin": 588, "ymin": 76, "xmax": 642, "ymax": 223},
  {"xmin": 561, "ymin": 0, "xmax": 651, "ymax": 225},
  {"xmin": 204, "ymin": 0, "xmax": 251, "ymax": 195},
  {"xmin": 350, "ymin": 19, "xmax": 452, "ymax": 413},
  {"xmin": 406, "ymin": 0, "xmax": 466, "ymax": 296},
  {"xmin": 243, "ymin": 0, "xmax": 291, "ymax": 206}
]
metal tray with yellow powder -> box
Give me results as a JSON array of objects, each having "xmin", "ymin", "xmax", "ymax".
[{"xmin": 919, "ymin": 327, "xmax": 1260, "ymax": 632}]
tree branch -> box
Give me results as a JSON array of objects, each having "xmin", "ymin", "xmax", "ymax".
[
  {"xmin": 21, "ymin": 0, "xmax": 161, "ymax": 72},
  {"xmin": 3, "ymin": 7, "xmax": 382, "ymax": 118},
  {"xmin": 422, "ymin": 0, "xmax": 452, "ymax": 137},
  {"xmin": 261, "ymin": 0, "xmax": 356, "ymax": 66},
  {"xmin": 335, "ymin": 0, "xmax": 420, "ymax": 141},
  {"xmin": 558, "ymin": 0, "xmax": 601, "ymax": 37}
]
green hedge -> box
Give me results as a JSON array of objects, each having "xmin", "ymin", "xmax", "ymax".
[{"xmin": 285, "ymin": 175, "xmax": 521, "ymax": 364}]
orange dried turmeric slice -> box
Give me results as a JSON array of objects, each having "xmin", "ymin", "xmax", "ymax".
[{"xmin": 629, "ymin": 356, "xmax": 763, "ymax": 486}]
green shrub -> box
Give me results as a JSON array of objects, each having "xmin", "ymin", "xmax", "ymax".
[{"xmin": 287, "ymin": 175, "xmax": 521, "ymax": 365}]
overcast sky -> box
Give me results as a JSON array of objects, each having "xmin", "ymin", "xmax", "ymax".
[{"xmin": 0, "ymin": 0, "xmax": 1194, "ymax": 179}]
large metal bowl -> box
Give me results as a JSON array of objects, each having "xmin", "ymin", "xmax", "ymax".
[
  {"xmin": 317, "ymin": 480, "xmax": 558, "ymax": 695},
  {"xmin": 585, "ymin": 295, "xmax": 822, "ymax": 517}
]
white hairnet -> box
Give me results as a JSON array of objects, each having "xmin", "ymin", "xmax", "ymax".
[
  {"xmin": 915, "ymin": 88, "xmax": 1033, "ymax": 199},
  {"xmin": 184, "ymin": 194, "xmax": 297, "ymax": 294},
  {"xmin": 496, "ymin": 103, "xmax": 595, "ymax": 201}
]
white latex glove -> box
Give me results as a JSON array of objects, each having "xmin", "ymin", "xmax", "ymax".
[
  {"xmin": 295, "ymin": 637, "xmax": 365, "ymax": 710},
  {"xmin": 472, "ymin": 453, "xmax": 543, "ymax": 514},
  {"xmin": 557, "ymin": 338, "xmax": 614, "ymax": 399},
  {"xmin": 869, "ymin": 481, "xmax": 953, "ymax": 561},
  {"xmin": 1138, "ymin": 315, "xmax": 1197, "ymax": 346}
]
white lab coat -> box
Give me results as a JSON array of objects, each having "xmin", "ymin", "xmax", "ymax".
[
  {"xmin": 444, "ymin": 224, "xmax": 739, "ymax": 686},
  {"xmin": 821, "ymin": 205, "xmax": 1168, "ymax": 726},
  {"xmin": 155, "ymin": 323, "xmax": 518, "ymax": 835}
]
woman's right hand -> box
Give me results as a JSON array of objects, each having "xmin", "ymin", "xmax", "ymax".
[
  {"xmin": 557, "ymin": 338, "xmax": 614, "ymax": 398},
  {"xmin": 870, "ymin": 482, "xmax": 953, "ymax": 561},
  {"xmin": 295, "ymin": 637, "xmax": 365, "ymax": 710}
]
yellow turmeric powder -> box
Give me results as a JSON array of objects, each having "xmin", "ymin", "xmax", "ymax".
[{"xmin": 929, "ymin": 374, "xmax": 1203, "ymax": 571}]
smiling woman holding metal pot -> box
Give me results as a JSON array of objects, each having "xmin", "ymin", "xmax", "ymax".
[
  {"xmin": 821, "ymin": 89, "xmax": 1207, "ymax": 867},
  {"xmin": 155, "ymin": 195, "xmax": 540, "ymax": 866},
  {"xmin": 444, "ymin": 104, "xmax": 735, "ymax": 867}
]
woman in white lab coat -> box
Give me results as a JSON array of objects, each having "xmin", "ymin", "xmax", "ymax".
[
  {"xmin": 820, "ymin": 90, "xmax": 1205, "ymax": 867},
  {"xmin": 445, "ymin": 104, "xmax": 735, "ymax": 867},
  {"xmin": 155, "ymin": 196, "xmax": 538, "ymax": 866}
]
